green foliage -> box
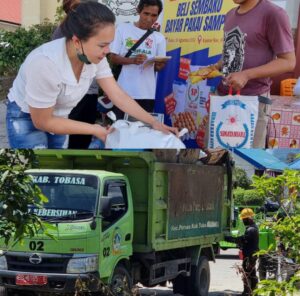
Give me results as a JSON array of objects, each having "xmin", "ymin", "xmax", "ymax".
[
  {"xmin": 252, "ymin": 174, "xmax": 285, "ymax": 203},
  {"xmin": 251, "ymin": 170, "xmax": 300, "ymax": 295},
  {"xmin": 55, "ymin": 0, "xmax": 65, "ymax": 24},
  {"xmin": 234, "ymin": 167, "xmax": 252, "ymax": 189},
  {"xmin": 234, "ymin": 187, "xmax": 264, "ymax": 206},
  {"xmin": 254, "ymin": 276, "xmax": 300, "ymax": 296},
  {"xmin": 272, "ymin": 215, "xmax": 300, "ymax": 264},
  {"xmin": 252, "ymin": 170, "xmax": 300, "ymax": 203},
  {"xmin": 0, "ymin": 22, "xmax": 56, "ymax": 76},
  {"xmin": 0, "ymin": 149, "xmax": 49, "ymax": 246}
]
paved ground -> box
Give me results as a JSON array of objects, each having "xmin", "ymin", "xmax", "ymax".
[
  {"xmin": 0, "ymin": 100, "xmax": 8, "ymax": 148},
  {"xmin": 140, "ymin": 249, "xmax": 243, "ymax": 295}
]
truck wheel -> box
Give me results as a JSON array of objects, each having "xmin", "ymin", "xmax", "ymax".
[
  {"xmin": 213, "ymin": 244, "xmax": 220, "ymax": 255},
  {"xmin": 191, "ymin": 256, "xmax": 210, "ymax": 296},
  {"xmin": 0, "ymin": 287, "xmax": 7, "ymax": 296},
  {"xmin": 173, "ymin": 274, "xmax": 189, "ymax": 295},
  {"xmin": 173, "ymin": 257, "xmax": 210, "ymax": 296},
  {"xmin": 110, "ymin": 265, "xmax": 132, "ymax": 296}
]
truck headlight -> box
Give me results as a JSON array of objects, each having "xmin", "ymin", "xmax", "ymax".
[
  {"xmin": 0, "ymin": 255, "xmax": 7, "ymax": 270},
  {"xmin": 67, "ymin": 255, "xmax": 98, "ymax": 274}
]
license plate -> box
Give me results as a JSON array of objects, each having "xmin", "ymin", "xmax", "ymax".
[{"xmin": 16, "ymin": 274, "xmax": 47, "ymax": 286}]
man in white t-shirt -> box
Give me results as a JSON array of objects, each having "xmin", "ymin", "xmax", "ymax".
[{"xmin": 110, "ymin": 0, "xmax": 167, "ymax": 119}]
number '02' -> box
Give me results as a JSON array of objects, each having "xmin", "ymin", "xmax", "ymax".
[
  {"xmin": 103, "ymin": 247, "xmax": 110, "ymax": 257},
  {"xmin": 29, "ymin": 241, "xmax": 44, "ymax": 251}
]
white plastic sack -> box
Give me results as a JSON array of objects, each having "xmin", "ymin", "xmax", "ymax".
[
  {"xmin": 209, "ymin": 94, "xmax": 259, "ymax": 149},
  {"xmin": 105, "ymin": 120, "xmax": 185, "ymax": 149}
]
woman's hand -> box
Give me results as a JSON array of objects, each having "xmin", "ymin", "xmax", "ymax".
[
  {"xmin": 151, "ymin": 120, "xmax": 179, "ymax": 137},
  {"xmin": 93, "ymin": 124, "xmax": 114, "ymax": 142}
]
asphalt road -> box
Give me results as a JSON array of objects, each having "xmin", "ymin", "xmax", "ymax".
[{"xmin": 140, "ymin": 249, "xmax": 243, "ymax": 296}]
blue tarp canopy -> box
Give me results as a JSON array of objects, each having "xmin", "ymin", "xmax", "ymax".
[
  {"xmin": 233, "ymin": 149, "xmax": 288, "ymax": 171},
  {"xmin": 289, "ymin": 159, "xmax": 300, "ymax": 170}
]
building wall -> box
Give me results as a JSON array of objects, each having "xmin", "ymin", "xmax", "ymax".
[
  {"xmin": 22, "ymin": 0, "xmax": 61, "ymax": 28},
  {"xmin": 40, "ymin": 0, "xmax": 61, "ymax": 24},
  {"xmin": 285, "ymin": 0, "xmax": 300, "ymax": 29},
  {"xmin": 0, "ymin": 0, "xmax": 21, "ymax": 25},
  {"xmin": 0, "ymin": 22, "xmax": 20, "ymax": 31},
  {"xmin": 231, "ymin": 153, "xmax": 256, "ymax": 180},
  {"xmin": 271, "ymin": 0, "xmax": 300, "ymax": 29},
  {"xmin": 22, "ymin": 0, "xmax": 40, "ymax": 28}
]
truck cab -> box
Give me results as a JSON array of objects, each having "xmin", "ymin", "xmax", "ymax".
[{"xmin": 0, "ymin": 169, "xmax": 134, "ymax": 295}]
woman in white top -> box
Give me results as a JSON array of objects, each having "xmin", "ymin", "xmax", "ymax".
[{"xmin": 6, "ymin": 1, "xmax": 176, "ymax": 149}]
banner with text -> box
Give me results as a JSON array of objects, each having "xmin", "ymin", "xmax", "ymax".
[{"xmin": 155, "ymin": 0, "xmax": 236, "ymax": 147}]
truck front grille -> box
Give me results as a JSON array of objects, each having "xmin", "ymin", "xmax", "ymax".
[{"xmin": 6, "ymin": 253, "xmax": 71, "ymax": 273}]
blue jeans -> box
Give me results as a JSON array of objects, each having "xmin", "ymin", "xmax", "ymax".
[{"xmin": 6, "ymin": 100, "xmax": 67, "ymax": 149}]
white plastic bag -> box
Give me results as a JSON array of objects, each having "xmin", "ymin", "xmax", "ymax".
[
  {"xmin": 105, "ymin": 120, "xmax": 185, "ymax": 149},
  {"xmin": 209, "ymin": 94, "xmax": 259, "ymax": 148}
]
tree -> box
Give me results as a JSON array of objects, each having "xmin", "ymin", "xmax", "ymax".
[
  {"xmin": 251, "ymin": 170, "xmax": 300, "ymax": 295},
  {"xmin": 0, "ymin": 149, "xmax": 49, "ymax": 246},
  {"xmin": 234, "ymin": 187, "xmax": 264, "ymax": 206},
  {"xmin": 0, "ymin": 0, "xmax": 63, "ymax": 76},
  {"xmin": 0, "ymin": 150, "xmax": 123, "ymax": 295},
  {"xmin": 55, "ymin": 0, "xmax": 65, "ymax": 24},
  {"xmin": 252, "ymin": 170, "xmax": 300, "ymax": 204},
  {"xmin": 0, "ymin": 23, "xmax": 57, "ymax": 76},
  {"xmin": 234, "ymin": 167, "xmax": 252, "ymax": 189}
]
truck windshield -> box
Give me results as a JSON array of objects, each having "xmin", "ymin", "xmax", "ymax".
[{"xmin": 29, "ymin": 173, "xmax": 99, "ymax": 221}]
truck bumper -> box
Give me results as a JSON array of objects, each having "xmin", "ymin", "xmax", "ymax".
[{"xmin": 0, "ymin": 270, "xmax": 100, "ymax": 293}]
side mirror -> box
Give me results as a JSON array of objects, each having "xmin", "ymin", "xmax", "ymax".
[
  {"xmin": 100, "ymin": 195, "xmax": 125, "ymax": 219},
  {"xmin": 99, "ymin": 196, "xmax": 112, "ymax": 218}
]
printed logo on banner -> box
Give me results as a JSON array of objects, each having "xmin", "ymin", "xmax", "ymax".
[
  {"xmin": 164, "ymin": 93, "xmax": 177, "ymax": 115},
  {"xmin": 178, "ymin": 58, "xmax": 191, "ymax": 80},
  {"xmin": 209, "ymin": 97, "xmax": 258, "ymax": 149},
  {"xmin": 216, "ymin": 120, "xmax": 250, "ymax": 148},
  {"xmin": 187, "ymin": 84, "xmax": 199, "ymax": 108}
]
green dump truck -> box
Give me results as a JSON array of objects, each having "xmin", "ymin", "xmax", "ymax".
[{"xmin": 0, "ymin": 150, "xmax": 233, "ymax": 296}]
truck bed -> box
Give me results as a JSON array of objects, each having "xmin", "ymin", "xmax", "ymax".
[{"xmin": 35, "ymin": 150, "xmax": 231, "ymax": 253}]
